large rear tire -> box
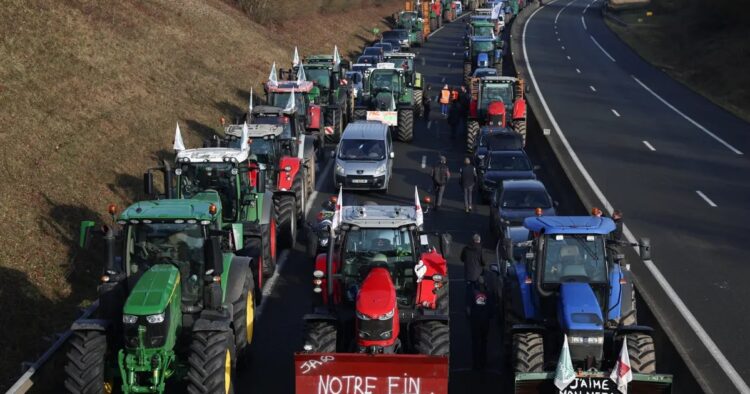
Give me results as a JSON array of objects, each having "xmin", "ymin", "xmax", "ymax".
[
  {"xmin": 274, "ymin": 195, "xmax": 297, "ymax": 250},
  {"xmin": 305, "ymin": 154, "xmax": 316, "ymax": 196},
  {"xmin": 397, "ymin": 108, "xmax": 414, "ymax": 142},
  {"xmin": 302, "ymin": 321, "xmax": 337, "ymax": 353},
  {"xmin": 625, "ymin": 333, "xmax": 656, "ymax": 374},
  {"xmin": 413, "ymin": 321, "xmax": 450, "ymax": 356},
  {"xmin": 64, "ymin": 331, "xmax": 108, "ymax": 394},
  {"xmin": 187, "ymin": 331, "xmax": 235, "ymax": 394},
  {"xmin": 414, "ymin": 90, "xmax": 424, "ymax": 118},
  {"xmin": 513, "ymin": 332, "xmax": 544, "ymax": 373},
  {"xmin": 466, "ymin": 120, "xmax": 480, "ymax": 153},
  {"xmin": 232, "ymin": 270, "xmax": 255, "ymax": 362},
  {"xmin": 436, "ymin": 281, "xmax": 449, "ymax": 314},
  {"xmin": 463, "ymin": 62, "xmax": 472, "ymax": 86},
  {"xmin": 293, "ymin": 177, "xmax": 305, "ymax": 220},
  {"xmin": 513, "ymin": 119, "xmax": 527, "ymax": 146},
  {"xmin": 353, "ymin": 108, "xmax": 367, "ymax": 121}
]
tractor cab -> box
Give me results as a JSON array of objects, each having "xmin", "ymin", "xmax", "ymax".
[
  {"xmin": 250, "ymin": 105, "xmax": 304, "ymax": 139},
  {"xmin": 383, "ymin": 52, "xmax": 422, "ymax": 89},
  {"xmin": 465, "ymin": 36, "xmax": 502, "ymax": 70},
  {"xmin": 471, "ymin": 76, "xmax": 517, "ymax": 119},
  {"xmin": 265, "ymin": 80, "xmax": 314, "ymax": 118},
  {"xmin": 362, "ymin": 65, "xmax": 406, "ymax": 111},
  {"xmin": 396, "ymin": 11, "xmax": 424, "ymax": 46}
]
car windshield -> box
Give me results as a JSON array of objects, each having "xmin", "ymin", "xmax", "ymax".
[
  {"xmin": 382, "ymin": 31, "xmax": 400, "ymax": 40},
  {"xmin": 387, "ymin": 57, "xmax": 413, "ymax": 71},
  {"xmin": 400, "ymin": 12, "xmax": 415, "ymax": 23},
  {"xmin": 129, "ymin": 223, "xmax": 206, "ymax": 304},
  {"xmin": 363, "ymin": 48, "xmax": 381, "ymax": 57},
  {"xmin": 375, "ymin": 42, "xmax": 393, "ymax": 52},
  {"xmin": 542, "ymin": 234, "xmax": 607, "ymax": 283},
  {"xmin": 488, "ymin": 153, "xmax": 531, "ymax": 171},
  {"xmin": 501, "ymin": 190, "xmax": 551, "ymax": 209},
  {"xmin": 357, "ymin": 56, "xmax": 375, "ymax": 65},
  {"xmin": 473, "ymin": 40, "xmax": 494, "ymax": 52},
  {"xmin": 306, "ymin": 68, "xmax": 330, "ymax": 89},
  {"xmin": 179, "ymin": 163, "xmax": 238, "ymax": 220},
  {"xmin": 481, "ymin": 83, "xmax": 514, "ymax": 106},
  {"xmin": 339, "ymin": 139, "xmax": 386, "ymax": 160}
]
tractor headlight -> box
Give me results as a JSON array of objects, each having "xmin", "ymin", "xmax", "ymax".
[
  {"xmin": 380, "ymin": 330, "xmax": 393, "ymax": 339},
  {"xmin": 122, "ymin": 314, "xmax": 137, "ymax": 324},
  {"xmin": 378, "ymin": 309, "xmax": 395, "ymax": 320},
  {"xmin": 374, "ymin": 163, "xmax": 387, "ymax": 176},
  {"xmin": 356, "ymin": 311, "xmax": 372, "ymax": 320},
  {"xmin": 146, "ymin": 313, "xmax": 165, "ymax": 324},
  {"xmin": 319, "ymin": 237, "xmax": 329, "ymax": 247}
]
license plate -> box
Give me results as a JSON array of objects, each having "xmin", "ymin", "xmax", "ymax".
[{"xmin": 351, "ymin": 179, "xmax": 368, "ymax": 184}]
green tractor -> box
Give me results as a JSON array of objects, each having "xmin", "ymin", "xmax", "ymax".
[
  {"xmin": 353, "ymin": 64, "xmax": 416, "ymax": 142},
  {"xmin": 383, "ymin": 52, "xmax": 424, "ymax": 118},
  {"xmin": 395, "ymin": 11, "xmax": 424, "ymax": 46},
  {"xmin": 295, "ymin": 54, "xmax": 352, "ymax": 143},
  {"xmin": 65, "ymin": 194, "xmax": 255, "ymax": 393}
]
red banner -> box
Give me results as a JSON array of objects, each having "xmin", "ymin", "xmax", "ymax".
[{"xmin": 295, "ymin": 353, "xmax": 449, "ymax": 394}]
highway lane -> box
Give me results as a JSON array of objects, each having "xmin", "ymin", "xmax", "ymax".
[
  {"xmin": 236, "ymin": 15, "xmax": 518, "ymax": 393},
  {"xmin": 520, "ymin": 1, "xmax": 750, "ymax": 392}
]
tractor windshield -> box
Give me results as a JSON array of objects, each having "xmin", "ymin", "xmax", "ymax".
[
  {"xmin": 178, "ymin": 163, "xmax": 238, "ymax": 221},
  {"xmin": 480, "ymin": 83, "xmax": 513, "ymax": 108},
  {"xmin": 473, "ymin": 41, "xmax": 494, "ymax": 53},
  {"xmin": 473, "ymin": 25, "xmax": 495, "ymax": 37},
  {"xmin": 369, "ymin": 71, "xmax": 401, "ymax": 94},
  {"xmin": 128, "ymin": 223, "xmax": 206, "ymax": 304},
  {"xmin": 306, "ymin": 68, "xmax": 331, "ymax": 89},
  {"xmin": 270, "ymin": 92, "xmax": 306, "ymax": 116},
  {"xmin": 386, "ymin": 58, "xmax": 413, "ymax": 72},
  {"xmin": 541, "ymin": 234, "xmax": 607, "ymax": 284},
  {"xmin": 400, "ymin": 12, "xmax": 416, "ymax": 24},
  {"xmin": 227, "ymin": 137, "xmax": 276, "ymax": 165},
  {"xmin": 252, "ymin": 117, "xmax": 294, "ymax": 139}
]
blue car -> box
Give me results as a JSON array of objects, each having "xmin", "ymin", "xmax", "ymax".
[
  {"xmin": 478, "ymin": 149, "xmax": 535, "ymax": 202},
  {"xmin": 489, "ymin": 179, "xmax": 556, "ymax": 239}
]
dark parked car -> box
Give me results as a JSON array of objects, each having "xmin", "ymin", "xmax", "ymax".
[
  {"xmin": 489, "ymin": 179, "xmax": 556, "ymax": 238},
  {"xmin": 373, "ymin": 41, "xmax": 397, "ymax": 54},
  {"xmin": 478, "ymin": 149, "xmax": 535, "ymax": 201},
  {"xmin": 473, "ymin": 127, "xmax": 523, "ymax": 165},
  {"xmin": 356, "ymin": 55, "xmax": 379, "ymax": 66},
  {"xmin": 362, "ymin": 47, "xmax": 385, "ymax": 62},
  {"xmin": 381, "ymin": 30, "xmax": 408, "ymax": 50}
]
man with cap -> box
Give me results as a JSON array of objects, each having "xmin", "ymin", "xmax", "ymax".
[{"xmin": 431, "ymin": 155, "xmax": 451, "ymax": 210}]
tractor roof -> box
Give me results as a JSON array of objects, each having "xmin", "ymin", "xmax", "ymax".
[
  {"xmin": 251, "ymin": 105, "xmax": 286, "ymax": 116},
  {"xmin": 304, "ymin": 55, "xmax": 334, "ymax": 63},
  {"xmin": 118, "ymin": 197, "xmax": 219, "ymax": 222},
  {"xmin": 480, "ymin": 75, "xmax": 519, "ymax": 84},
  {"xmin": 266, "ymin": 80, "xmax": 314, "ymax": 93},
  {"xmin": 176, "ymin": 147, "xmax": 249, "ymax": 164},
  {"xmin": 225, "ymin": 123, "xmax": 284, "ymax": 139},
  {"xmin": 471, "ymin": 36, "xmax": 496, "ymax": 42},
  {"xmin": 341, "ymin": 205, "xmax": 419, "ymax": 228},
  {"xmin": 523, "ymin": 216, "xmax": 615, "ymax": 235},
  {"xmin": 384, "ymin": 52, "xmax": 416, "ymax": 59}
]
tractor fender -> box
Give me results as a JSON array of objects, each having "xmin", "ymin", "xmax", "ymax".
[
  {"xmin": 277, "ymin": 156, "xmax": 303, "ymax": 191},
  {"xmin": 307, "ymin": 104, "xmax": 322, "ymax": 130},
  {"xmin": 259, "ymin": 192, "xmax": 274, "ymax": 225},
  {"xmin": 615, "ymin": 325, "xmax": 655, "ymax": 336},
  {"xmin": 315, "ymin": 253, "xmax": 341, "ymax": 305},
  {"xmin": 513, "ymin": 263, "xmax": 536, "ymax": 320},
  {"xmin": 71, "ymin": 319, "xmax": 109, "ymax": 332},
  {"xmin": 193, "ymin": 309, "xmax": 233, "ymax": 332},
  {"xmin": 225, "ymin": 256, "xmax": 252, "ymax": 304},
  {"xmin": 510, "ymin": 323, "xmax": 545, "ymax": 334},
  {"xmin": 302, "ymin": 312, "xmax": 338, "ymax": 324},
  {"xmin": 512, "ymin": 98, "xmax": 527, "ymax": 121},
  {"xmin": 410, "ymin": 313, "xmax": 449, "ymax": 323}
]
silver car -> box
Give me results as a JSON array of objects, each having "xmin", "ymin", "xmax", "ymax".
[{"xmin": 333, "ymin": 122, "xmax": 394, "ymax": 191}]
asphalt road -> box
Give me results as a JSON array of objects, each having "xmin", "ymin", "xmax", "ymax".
[
  {"xmin": 518, "ymin": 1, "xmax": 750, "ymax": 392},
  {"xmin": 235, "ymin": 15, "xmax": 533, "ymax": 394}
]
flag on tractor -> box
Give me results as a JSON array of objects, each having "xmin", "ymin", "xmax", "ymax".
[
  {"xmin": 554, "ymin": 335, "xmax": 576, "ymax": 390},
  {"xmin": 610, "ymin": 337, "xmax": 633, "ymax": 393}
]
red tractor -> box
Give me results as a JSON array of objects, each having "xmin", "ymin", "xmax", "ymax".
[
  {"xmin": 295, "ymin": 191, "xmax": 451, "ymax": 393},
  {"xmin": 466, "ymin": 76, "xmax": 527, "ymax": 153}
]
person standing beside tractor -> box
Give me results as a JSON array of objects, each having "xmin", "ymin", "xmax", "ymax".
[
  {"xmin": 423, "ymin": 84, "xmax": 433, "ymax": 121},
  {"xmin": 440, "ymin": 84, "xmax": 451, "ymax": 116},
  {"xmin": 459, "ymin": 157, "xmax": 477, "ymax": 212},
  {"xmin": 431, "ymin": 155, "xmax": 451, "ymax": 210},
  {"xmin": 461, "ymin": 233, "xmax": 493, "ymax": 370}
]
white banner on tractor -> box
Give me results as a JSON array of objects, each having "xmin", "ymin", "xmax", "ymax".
[{"xmin": 366, "ymin": 111, "xmax": 398, "ymax": 126}]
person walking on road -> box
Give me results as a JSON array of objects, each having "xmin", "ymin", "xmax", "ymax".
[
  {"xmin": 440, "ymin": 84, "xmax": 451, "ymax": 116},
  {"xmin": 423, "ymin": 84, "xmax": 432, "ymax": 121},
  {"xmin": 468, "ymin": 269, "xmax": 495, "ymax": 371},
  {"xmin": 461, "ymin": 233, "xmax": 486, "ymax": 313},
  {"xmin": 431, "ymin": 155, "xmax": 450, "ymax": 210},
  {"xmin": 460, "ymin": 157, "xmax": 477, "ymax": 212}
]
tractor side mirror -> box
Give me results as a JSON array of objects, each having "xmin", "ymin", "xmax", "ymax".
[
  {"xmin": 79, "ymin": 221, "xmax": 96, "ymax": 249},
  {"xmin": 639, "ymin": 238, "xmax": 651, "ymax": 260},
  {"xmin": 502, "ymin": 238, "xmax": 513, "ymax": 261},
  {"xmin": 143, "ymin": 171, "xmax": 154, "ymax": 196}
]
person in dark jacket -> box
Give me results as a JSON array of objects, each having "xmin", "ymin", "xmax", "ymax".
[
  {"xmin": 612, "ymin": 209, "xmax": 624, "ymax": 242},
  {"xmin": 459, "ymin": 157, "xmax": 477, "ymax": 212},
  {"xmin": 461, "ymin": 233, "xmax": 486, "ymax": 312},
  {"xmin": 468, "ymin": 270, "xmax": 495, "ymax": 371},
  {"xmin": 431, "ymin": 155, "xmax": 450, "ymax": 210},
  {"xmin": 423, "ymin": 84, "xmax": 432, "ymax": 121}
]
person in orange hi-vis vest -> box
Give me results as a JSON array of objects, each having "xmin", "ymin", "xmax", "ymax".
[{"xmin": 440, "ymin": 84, "xmax": 451, "ymax": 116}]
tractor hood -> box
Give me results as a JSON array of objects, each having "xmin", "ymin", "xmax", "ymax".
[
  {"xmin": 123, "ymin": 264, "xmax": 180, "ymax": 316},
  {"xmin": 559, "ymin": 282, "xmax": 603, "ymax": 331},
  {"xmin": 356, "ymin": 267, "xmax": 396, "ymax": 318},
  {"xmin": 373, "ymin": 92, "xmax": 396, "ymax": 111},
  {"xmin": 477, "ymin": 52, "xmax": 490, "ymax": 68}
]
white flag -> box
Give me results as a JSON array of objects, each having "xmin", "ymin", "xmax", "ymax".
[
  {"xmin": 248, "ymin": 87, "xmax": 254, "ymax": 114},
  {"xmin": 284, "ymin": 87, "xmax": 296, "ymax": 113},
  {"xmin": 333, "ymin": 45, "xmax": 341, "ymax": 65},
  {"xmin": 292, "ymin": 46, "xmax": 300, "ymax": 67},
  {"xmin": 268, "ymin": 62, "xmax": 278, "ymax": 86},
  {"xmin": 491, "ymin": 2, "xmax": 503, "ymax": 19},
  {"xmin": 610, "ymin": 337, "xmax": 633, "ymax": 394},
  {"xmin": 554, "ymin": 335, "xmax": 576, "ymax": 390},
  {"xmin": 414, "ymin": 187, "xmax": 423, "ymax": 227},
  {"xmin": 296, "ymin": 63, "xmax": 307, "ymax": 83},
  {"xmin": 240, "ymin": 122, "xmax": 250, "ymax": 152},
  {"xmin": 330, "ymin": 187, "xmax": 344, "ymax": 231},
  {"xmin": 173, "ymin": 122, "xmax": 185, "ymax": 152}
]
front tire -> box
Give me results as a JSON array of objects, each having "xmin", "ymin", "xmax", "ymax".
[
  {"xmin": 232, "ymin": 270, "xmax": 255, "ymax": 362},
  {"xmin": 274, "ymin": 195, "xmax": 297, "ymax": 250},
  {"xmin": 64, "ymin": 331, "xmax": 108, "ymax": 394},
  {"xmin": 302, "ymin": 321, "xmax": 337, "ymax": 353},
  {"xmin": 413, "ymin": 321, "xmax": 450, "ymax": 356},
  {"xmin": 513, "ymin": 332, "xmax": 544, "ymax": 372},
  {"xmin": 624, "ymin": 333, "xmax": 656, "ymax": 374},
  {"xmin": 466, "ymin": 120, "xmax": 480, "ymax": 153},
  {"xmin": 513, "ymin": 119, "xmax": 527, "ymax": 146},
  {"xmin": 396, "ymin": 108, "xmax": 414, "ymax": 142},
  {"xmin": 187, "ymin": 331, "xmax": 236, "ymax": 394}
]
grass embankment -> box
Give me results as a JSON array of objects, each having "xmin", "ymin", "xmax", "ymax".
[
  {"xmin": 0, "ymin": 0, "xmax": 398, "ymax": 389},
  {"xmin": 606, "ymin": 0, "xmax": 750, "ymax": 122}
]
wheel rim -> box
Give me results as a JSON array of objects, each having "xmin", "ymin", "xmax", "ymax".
[
  {"xmin": 246, "ymin": 289, "xmax": 255, "ymax": 344},
  {"xmin": 104, "ymin": 382, "xmax": 113, "ymax": 394},
  {"xmin": 224, "ymin": 350, "xmax": 232, "ymax": 394}
]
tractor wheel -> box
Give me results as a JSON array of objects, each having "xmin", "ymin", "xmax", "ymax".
[
  {"xmin": 436, "ymin": 281, "xmax": 449, "ymax": 314},
  {"xmin": 513, "ymin": 119, "xmax": 527, "ymax": 146},
  {"xmin": 513, "ymin": 332, "xmax": 544, "ymax": 373},
  {"xmin": 232, "ymin": 269, "xmax": 255, "ymax": 362},
  {"xmin": 187, "ymin": 331, "xmax": 235, "ymax": 394},
  {"xmin": 414, "ymin": 90, "xmax": 424, "ymax": 118},
  {"xmin": 466, "ymin": 120, "xmax": 480, "ymax": 153},
  {"xmin": 274, "ymin": 195, "xmax": 297, "ymax": 250},
  {"xmin": 302, "ymin": 321, "xmax": 337, "ymax": 353},
  {"xmin": 324, "ymin": 109, "xmax": 343, "ymax": 144},
  {"xmin": 293, "ymin": 177, "xmax": 305, "ymax": 220},
  {"xmin": 238, "ymin": 236, "xmax": 265, "ymax": 301},
  {"xmin": 261, "ymin": 220, "xmax": 276, "ymax": 279},
  {"xmin": 353, "ymin": 109, "xmax": 367, "ymax": 121},
  {"xmin": 64, "ymin": 331, "xmax": 109, "ymax": 394},
  {"xmin": 620, "ymin": 287, "xmax": 638, "ymax": 326},
  {"xmin": 463, "ymin": 62, "xmax": 472, "ymax": 85},
  {"xmin": 396, "ymin": 108, "xmax": 414, "ymax": 142},
  {"xmin": 624, "ymin": 333, "xmax": 656, "ymax": 374},
  {"xmin": 413, "ymin": 321, "xmax": 450, "ymax": 356},
  {"xmin": 305, "ymin": 154, "xmax": 316, "ymax": 196}
]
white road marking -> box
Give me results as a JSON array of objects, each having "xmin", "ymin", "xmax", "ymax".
[
  {"xmin": 581, "ymin": 15, "xmax": 587, "ymax": 30},
  {"xmin": 576, "ymin": 68, "xmax": 581, "ymax": 73},
  {"xmin": 557, "ymin": 38, "xmax": 561, "ymax": 42},
  {"xmin": 447, "ymin": 63, "xmax": 452, "ymax": 68},
  {"xmin": 452, "ymin": 52, "xmax": 456, "ymax": 56},
  {"xmin": 632, "ymin": 76, "xmax": 743, "ymax": 155},
  {"xmin": 583, "ymin": 3, "xmax": 591, "ymax": 14},
  {"xmin": 696, "ymin": 190, "xmax": 718, "ymax": 207},
  {"xmin": 561, "ymin": 45, "xmax": 565, "ymax": 50},
  {"xmin": 566, "ymin": 55, "xmax": 571, "ymax": 60},
  {"xmin": 611, "ymin": 109, "xmax": 621, "ymax": 117},
  {"xmin": 642, "ymin": 140, "xmax": 656, "ymax": 151},
  {"xmin": 421, "ymin": 155, "xmax": 427, "ymax": 169},
  {"xmin": 255, "ymin": 249, "xmax": 290, "ymax": 318},
  {"xmin": 589, "ymin": 85, "xmax": 596, "ymax": 92},
  {"xmin": 590, "ymin": 35, "xmax": 616, "ymax": 62},
  {"xmin": 554, "ymin": 0, "xmax": 575, "ymax": 24},
  {"xmin": 523, "ymin": 5, "xmax": 750, "ymax": 392},
  {"xmin": 427, "ymin": 120, "xmax": 433, "ymax": 129},
  {"xmin": 555, "ymin": 30, "xmax": 559, "ymax": 35},
  {"xmin": 441, "ymin": 77, "xmax": 446, "ymax": 83}
]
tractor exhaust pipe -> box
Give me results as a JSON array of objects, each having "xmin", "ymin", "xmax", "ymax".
[
  {"xmin": 104, "ymin": 227, "xmax": 117, "ymax": 275},
  {"xmin": 163, "ymin": 161, "xmax": 173, "ymax": 199}
]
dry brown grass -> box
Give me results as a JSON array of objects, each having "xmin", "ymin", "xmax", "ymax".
[
  {"xmin": 0, "ymin": 0, "xmax": 399, "ymax": 389},
  {"xmin": 606, "ymin": 0, "xmax": 750, "ymax": 122}
]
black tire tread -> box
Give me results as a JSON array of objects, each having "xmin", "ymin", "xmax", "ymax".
[
  {"xmin": 64, "ymin": 331, "xmax": 107, "ymax": 394},
  {"xmin": 397, "ymin": 109, "xmax": 414, "ymax": 142},
  {"xmin": 513, "ymin": 332, "xmax": 544, "ymax": 373},
  {"xmin": 625, "ymin": 333, "xmax": 656, "ymax": 374},
  {"xmin": 413, "ymin": 321, "xmax": 450, "ymax": 356},
  {"xmin": 274, "ymin": 195, "xmax": 296, "ymax": 250},
  {"xmin": 303, "ymin": 321, "xmax": 337, "ymax": 353},
  {"xmin": 186, "ymin": 331, "xmax": 235, "ymax": 394},
  {"xmin": 232, "ymin": 270, "xmax": 254, "ymax": 360},
  {"xmin": 466, "ymin": 121, "xmax": 480, "ymax": 153}
]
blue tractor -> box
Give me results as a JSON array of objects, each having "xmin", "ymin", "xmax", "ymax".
[{"xmin": 499, "ymin": 216, "xmax": 657, "ymax": 375}]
